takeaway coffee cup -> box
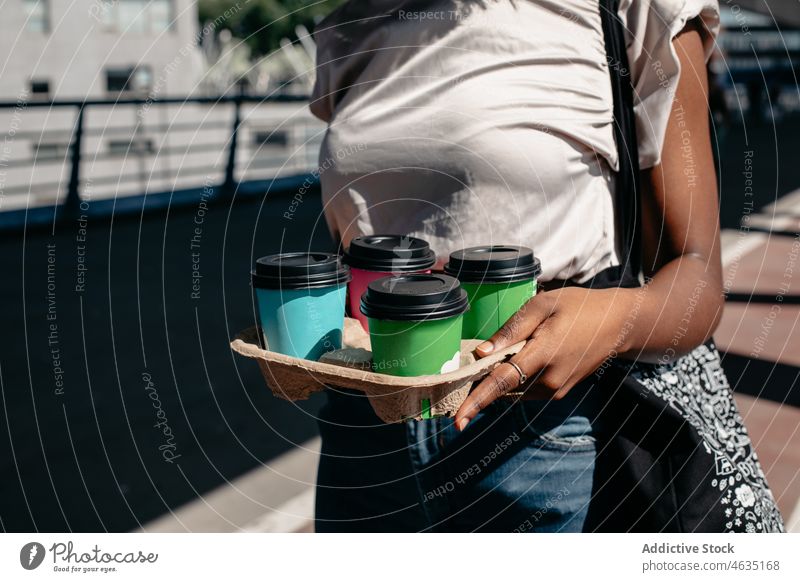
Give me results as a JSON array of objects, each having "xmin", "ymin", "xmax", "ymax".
[
  {"xmin": 360, "ymin": 274, "xmax": 469, "ymax": 377},
  {"xmin": 444, "ymin": 245, "xmax": 541, "ymax": 340},
  {"xmin": 251, "ymin": 252, "xmax": 351, "ymax": 360},
  {"xmin": 343, "ymin": 235, "xmax": 437, "ymax": 331}
]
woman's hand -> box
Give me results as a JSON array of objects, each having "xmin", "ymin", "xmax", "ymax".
[{"xmin": 454, "ymin": 286, "xmax": 639, "ymax": 431}]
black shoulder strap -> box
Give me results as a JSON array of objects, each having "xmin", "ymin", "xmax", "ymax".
[{"xmin": 599, "ymin": 0, "xmax": 643, "ymax": 288}]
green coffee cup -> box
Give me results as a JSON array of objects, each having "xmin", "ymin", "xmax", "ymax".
[
  {"xmin": 360, "ymin": 274, "xmax": 469, "ymax": 377},
  {"xmin": 444, "ymin": 246, "xmax": 541, "ymax": 340}
]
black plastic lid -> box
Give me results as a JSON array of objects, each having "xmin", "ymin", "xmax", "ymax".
[
  {"xmin": 343, "ymin": 235, "xmax": 436, "ymax": 272},
  {"xmin": 444, "ymin": 245, "xmax": 541, "ymax": 283},
  {"xmin": 251, "ymin": 252, "xmax": 351, "ymax": 290},
  {"xmin": 360, "ymin": 274, "xmax": 469, "ymax": 321}
]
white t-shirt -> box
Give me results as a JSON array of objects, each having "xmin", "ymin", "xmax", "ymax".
[{"xmin": 310, "ymin": 0, "xmax": 719, "ymax": 282}]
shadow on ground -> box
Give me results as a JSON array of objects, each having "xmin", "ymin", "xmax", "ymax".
[{"xmin": 0, "ymin": 186, "xmax": 333, "ymax": 532}]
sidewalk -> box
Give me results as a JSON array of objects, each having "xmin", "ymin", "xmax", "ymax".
[
  {"xmin": 140, "ymin": 438, "xmax": 320, "ymax": 533},
  {"xmin": 716, "ymin": 188, "xmax": 800, "ymax": 531}
]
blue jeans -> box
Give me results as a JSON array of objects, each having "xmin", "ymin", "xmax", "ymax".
[{"xmin": 315, "ymin": 384, "xmax": 600, "ymax": 532}]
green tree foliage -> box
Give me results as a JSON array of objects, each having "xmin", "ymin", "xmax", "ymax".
[{"xmin": 198, "ymin": 0, "xmax": 346, "ymax": 56}]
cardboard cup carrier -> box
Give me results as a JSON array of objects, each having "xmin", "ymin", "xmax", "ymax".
[{"xmin": 230, "ymin": 316, "xmax": 524, "ymax": 423}]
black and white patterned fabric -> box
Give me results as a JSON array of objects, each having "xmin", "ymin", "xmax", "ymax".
[{"xmin": 626, "ymin": 342, "xmax": 785, "ymax": 533}]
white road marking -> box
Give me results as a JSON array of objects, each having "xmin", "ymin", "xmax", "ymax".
[
  {"xmin": 746, "ymin": 214, "xmax": 800, "ymax": 233},
  {"xmin": 720, "ymin": 228, "xmax": 767, "ymax": 268},
  {"xmin": 239, "ymin": 487, "xmax": 315, "ymax": 533},
  {"xmin": 789, "ymin": 497, "xmax": 800, "ymax": 532},
  {"xmin": 139, "ymin": 437, "xmax": 320, "ymax": 533},
  {"xmin": 763, "ymin": 188, "xmax": 800, "ymax": 216}
]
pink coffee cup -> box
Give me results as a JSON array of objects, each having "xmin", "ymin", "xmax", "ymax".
[{"xmin": 343, "ymin": 235, "xmax": 437, "ymax": 330}]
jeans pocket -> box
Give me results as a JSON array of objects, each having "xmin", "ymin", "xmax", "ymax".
[{"xmin": 515, "ymin": 402, "xmax": 596, "ymax": 453}]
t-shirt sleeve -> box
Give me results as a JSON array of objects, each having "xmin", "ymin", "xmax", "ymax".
[{"xmin": 620, "ymin": 0, "xmax": 720, "ymax": 169}]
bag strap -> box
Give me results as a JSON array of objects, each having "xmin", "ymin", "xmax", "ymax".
[{"xmin": 599, "ymin": 0, "xmax": 643, "ymax": 287}]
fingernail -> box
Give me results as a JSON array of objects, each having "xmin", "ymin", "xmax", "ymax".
[
  {"xmin": 456, "ymin": 418, "xmax": 469, "ymax": 431},
  {"xmin": 476, "ymin": 341, "xmax": 494, "ymax": 355}
]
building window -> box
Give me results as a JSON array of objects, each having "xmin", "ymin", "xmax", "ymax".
[
  {"xmin": 252, "ymin": 130, "xmax": 289, "ymax": 149},
  {"xmin": 107, "ymin": 138, "xmax": 155, "ymax": 156},
  {"xmin": 150, "ymin": 0, "xmax": 172, "ymax": 31},
  {"xmin": 32, "ymin": 142, "xmax": 69, "ymax": 160},
  {"xmin": 29, "ymin": 79, "xmax": 50, "ymax": 99},
  {"xmin": 23, "ymin": 0, "xmax": 49, "ymax": 33},
  {"xmin": 105, "ymin": 66, "xmax": 153, "ymax": 95},
  {"xmin": 101, "ymin": 0, "xmax": 174, "ymax": 34}
]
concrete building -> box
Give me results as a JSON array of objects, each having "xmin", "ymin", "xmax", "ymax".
[{"xmin": 1, "ymin": 0, "xmax": 203, "ymax": 100}]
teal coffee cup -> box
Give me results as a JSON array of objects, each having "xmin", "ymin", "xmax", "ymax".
[{"xmin": 251, "ymin": 252, "xmax": 351, "ymax": 360}]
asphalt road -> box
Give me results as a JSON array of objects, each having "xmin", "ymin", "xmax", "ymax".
[
  {"xmin": 715, "ymin": 114, "xmax": 800, "ymax": 230},
  {"xmin": 0, "ymin": 185, "xmax": 333, "ymax": 532}
]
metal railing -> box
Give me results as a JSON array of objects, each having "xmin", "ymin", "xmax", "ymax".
[{"xmin": 0, "ymin": 94, "xmax": 323, "ymax": 230}]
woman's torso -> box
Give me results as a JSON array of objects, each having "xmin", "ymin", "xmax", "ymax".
[{"xmin": 313, "ymin": 0, "xmax": 623, "ymax": 281}]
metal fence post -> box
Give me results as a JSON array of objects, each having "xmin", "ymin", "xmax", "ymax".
[
  {"xmin": 222, "ymin": 95, "xmax": 242, "ymax": 198},
  {"xmin": 64, "ymin": 105, "xmax": 85, "ymax": 217}
]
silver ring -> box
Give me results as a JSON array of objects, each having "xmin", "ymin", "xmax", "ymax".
[{"xmin": 507, "ymin": 361, "xmax": 527, "ymax": 385}]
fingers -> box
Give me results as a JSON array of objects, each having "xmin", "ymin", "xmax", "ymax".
[
  {"xmin": 475, "ymin": 293, "xmax": 555, "ymax": 358},
  {"xmin": 454, "ymin": 362, "xmax": 522, "ymax": 431},
  {"xmin": 454, "ymin": 340, "xmax": 549, "ymax": 431}
]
